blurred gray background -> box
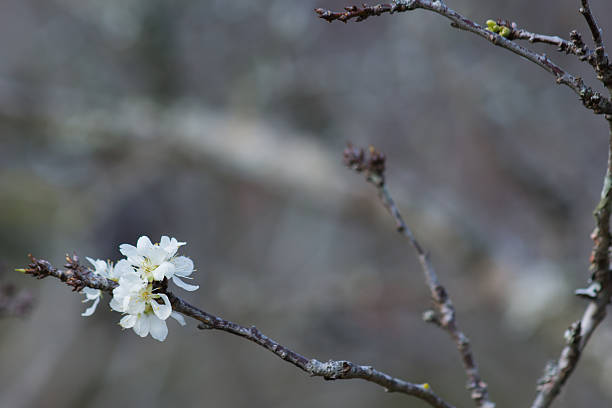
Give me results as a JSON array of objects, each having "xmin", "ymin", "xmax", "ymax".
[{"xmin": 1, "ymin": 0, "xmax": 612, "ymax": 407}]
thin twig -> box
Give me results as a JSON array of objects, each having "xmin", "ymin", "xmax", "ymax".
[
  {"xmin": 343, "ymin": 145, "xmax": 494, "ymax": 408},
  {"xmin": 580, "ymin": 0, "xmax": 603, "ymax": 49},
  {"xmin": 315, "ymin": 1, "xmax": 612, "ymax": 115},
  {"xmin": 512, "ymin": 29, "xmax": 576, "ymax": 51},
  {"xmin": 579, "ymin": 0, "xmax": 612, "ymax": 90},
  {"xmin": 508, "ymin": 25, "xmax": 594, "ymax": 63},
  {"xmin": 531, "ymin": 118, "xmax": 612, "ymax": 408},
  {"xmin": 20, "ymin": 254, "xmax": 455, "ymax": 408}
]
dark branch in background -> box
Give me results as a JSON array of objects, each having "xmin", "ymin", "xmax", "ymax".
[
  {"xmin": 0, "ymin": 282, "xmax": 33, "ymax": 318},
  {"xmin": 20, "ymin": 254, "xmax": 455, "ymax": 408},
  {"xmin": 343, "ymin": 145, "xmax": 494, "ymax": 408},
  {"xmin": 314, "ymin": 1, "xmax": 612, "ymax": 115}
]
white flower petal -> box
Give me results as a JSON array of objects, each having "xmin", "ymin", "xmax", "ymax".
[
  {"xmin": 149, "ymin": 316, "xmax": 168, "ymax": 341},
  {"xmin": 109, "ymin": 296, "xmax": 123, "ymax": 312},
  {"xmin": 120, "ymin": 314, "xmax": 138, "ymax": 328},
  {"xmin": 121, "ymin": 296, "xmax": 132, "ymax": 312},
  {"xmin": 87, "ymin": 258, "xmax": 110, "ymax": 278},
  {"xmin": 137, "ymin": 236, "xmax": 154, "ymax": 250},
  {"xmin": 119, "ymin": 243, "xmax": 138, "ymax": 258},
  {"xmin": 150, "ymin": 294, "xmax": 172, "ymax": 320},
  {"xmin": 112, "ymin": 259, "xmax": 134, "ymax": 280},
  {"xmin": 159, "ymin": 236, "xmax": 185, "ymax": 257},
  {"xmin": 147, "ymin": 246, "xmax": 171, "ymax": 265},
  {"xmin": 170, "ymin": 311, "xmax": 186, "ymax": 326},
  {"xmin": 82, "ymin": 287, "xmax": 101, "ymax": 300},
  {"xmin": 172, "ymin": 256, "xmax": 194, "ymax": 278},
  {"xmin": 159, "ymin": 236, "xmax": 171, "ymax": 247},
  {"xmin": 118, "ymin": 271, "xmax": 146, "ymax": 290},
  {"xmin": 119, "ymin": 244, "xmax": 145, "ymax": 265},
  {"xmin": 126, "ymin": 297, "xmax": 146, "ymax": 315},
  {"xmin": 172, "ymin": 276, "xmax": 199, "ymax": 291},
  {"xmin": 152, "ymin": 262, "xmax": 175, "ymax": 281},
  {"xmin": 133, "ymin": 314, "xmax": 151, "ymax": 337},
  {"xmin": 81, "ymin": 296, "xmax": 100, "ymax": 317}
]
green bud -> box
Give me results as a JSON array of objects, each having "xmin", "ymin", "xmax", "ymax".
[
  {"xmin": 486, "ymin": 23, "xmax": 500, "ymax": 33},
  {"xmin": 500, "ymin": 26, "xmax": 511, "ymax": 38},
  {"xmin": 486, "ymin": 19, "xmax": 497, "ymax": 28}
]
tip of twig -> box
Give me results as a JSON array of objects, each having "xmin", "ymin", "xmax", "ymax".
[{"xmin": 343, "ymin": 143, "xmax": 386, "ymax": 184}]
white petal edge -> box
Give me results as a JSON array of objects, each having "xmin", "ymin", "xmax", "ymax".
[
  {"xmin": 172, "ymin": 256, "xmax": 194, "ymax": 277},
  {"xmin": 119, "ymin": 244, "xmax": 139, "ymax": 259},
  {"xmin": 149, "ymin": 317, "xmax": 168, "ymax": 341},
  {"xmin": 112, "ymin": 259, "xmax": 135, "ymax": 280},
  {"xmin": 133, "ymin": 314, "xmax": 150, "ymax": 337},
  {"xmin": 136, "ymin": 236, "xmax": 154, "ymax": 250},
  {"xmin": 170, "ymin": 311, "xmax": 186, "ymax": 326},
  {"xmin": 153, "ymin": 262, "xmax": 175, "ymax": 281},
  {"xmin": 120, "ymin": 314, "xmax": 138, "ymax": 328},
  {"xmin": 82, "ymin": 287, "xmax": 101, "ymax": 300},
  {"xmin": 172, "ymin": 276, "xmax": 199, "ymax": 291},
  {"xmin": 150, "ymin": 294, "xmax": 172, "ymax": 320},
  {"xmin": 109, "ymin": 297, "xmax": 123, "ymax": 312},
  {"xmin": 81, "ymin": 296, "xmax": 100, "ymax": 317}
]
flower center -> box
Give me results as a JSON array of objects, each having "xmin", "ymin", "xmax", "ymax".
[{"xmin": 140, "ymin": 259, "xmax": 158, "ymax": 281}]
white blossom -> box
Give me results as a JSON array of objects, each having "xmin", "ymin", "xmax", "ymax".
[
  {"xmin": 109, "ymin": 270, "xmax": 175, "ymax": 341},
  {"xmin": 82, "ymin": 235, "xmax": 197, "ymax": 341},
  {"xmin": 119, "ymin": 235, "xmax": 198, "ymax": 291}
]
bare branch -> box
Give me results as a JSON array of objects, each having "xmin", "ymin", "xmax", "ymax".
[
  {"xmin": 315, "ymin": 1, "xmax": 612, "ymax": 115},
  {"xmin": 343, "ymin": 145, "xmax": 494, "ymax": 408},
  {"xmin": 20, "ymin": 255, "xmax": 455, "ymax": 408},
  {"xmin": 578, "ymin": 0, "xmax": 612, "ymax": 90},
  {"xmin": 531, "ymin": 118, "xmax": 612, "ymax": 408},
  {"xmin": 580, "ymin": 0, "xmax": 604, "ymax": 49},
  {"xmin": 512, "ymin": 29, "xmax": 577, "ymax": 51},
  {"xmin": 531, "ymin": 321, "xmax": 582, "ymax": 408},
  {"xmin": 506, "ymin": 24, "xmax": 594, "ymax": 62}
]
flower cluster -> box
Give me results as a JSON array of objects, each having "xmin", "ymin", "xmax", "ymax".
[{"xmin": 82, "ymin": 236, "xmax": 198, "ymax": 341}]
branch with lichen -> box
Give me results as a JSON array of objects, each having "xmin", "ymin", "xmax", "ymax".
[
  {"xmin": 20, "ymin": 253, "xmax": 455, "ymax": 408},
  {"xmin": 315, "ymin": 1, "xmax": 612, "ymax": 115},
  {"xmin": 343, "ymin": 145, "xmax": 494, "ymax": 408}
]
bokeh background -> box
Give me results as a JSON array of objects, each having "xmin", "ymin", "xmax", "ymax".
[{"xmin": 2, "ymin": 0, "xmax": 612, "ymax": 407}]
